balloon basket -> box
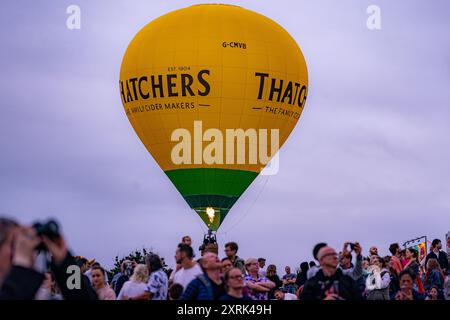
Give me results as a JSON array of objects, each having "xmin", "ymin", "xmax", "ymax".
[{"xmin": 199, "ymin": 229, "xmax": 219, "ymax": 256}]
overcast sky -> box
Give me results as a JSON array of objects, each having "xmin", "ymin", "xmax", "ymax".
[{"xmin": 1, "ymin": 0, "xmax": 449, "ymax": 271}]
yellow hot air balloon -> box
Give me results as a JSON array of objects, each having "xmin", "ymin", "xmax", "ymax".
[{"xmin": 120, "ymin": 4, "xmax": 308, "ymax": 230}]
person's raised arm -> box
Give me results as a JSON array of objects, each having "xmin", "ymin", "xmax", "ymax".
[
  {"xmin": 43, "ymin": 236, "xmax": 98, "ymax": 300},
  {"xmin": 342, "ymin": 242, "xmax": 350, "ymax": 255},
  {"xmin": 349, "ymin": 242, "xmax": 363, "ymax": 280}
]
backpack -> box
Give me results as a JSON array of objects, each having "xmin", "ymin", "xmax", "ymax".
[{"xmin": 196, "ymin": 274, "xmax": 214, "ymax": 299}]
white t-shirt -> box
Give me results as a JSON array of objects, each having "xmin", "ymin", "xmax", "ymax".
[
  {"xmin": 117, "ymin": 280, "xmax": 148, "ymax": 300},
  {"xmin": 172, "ymin": 263, "xmax": 203, "ymax": 291},
  {"xmin": 258, "ymin": 268, "xmax": 266, "ymax": 277},
  {"xmin": 284, "ymin": 293, "xmax": 298, "ymax": 300}
]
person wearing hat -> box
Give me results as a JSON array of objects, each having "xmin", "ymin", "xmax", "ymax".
[{"xmin": 300, "ymin": 246, "xmax": 361, "ymax": 300}]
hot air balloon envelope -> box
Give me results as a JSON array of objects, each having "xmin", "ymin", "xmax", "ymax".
[{"xmin": 120, "ymin": 4, "xmax": 308, "ymax": 230}]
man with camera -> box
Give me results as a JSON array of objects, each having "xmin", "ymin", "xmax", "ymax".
[
  {"xmin": 1, "ymin": 218, "xmax": 43, "ymax": 299},
  {"xmin": 0, "ymin": 217, "xmax": 97, "ymax": 300}
]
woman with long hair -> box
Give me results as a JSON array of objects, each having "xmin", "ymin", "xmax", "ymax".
[
  {"xmin": 91, "ymin": 265, "xmax": 116, "ymax": 300},
  {"xmin": 117, "ymin": 264, "xmax": 149, "ymax": 300},
  {"xmin": 145, "ymin": 253, "xmax": 168, "ymax": 300},
  {"xmin": 403, "ymin": 247, "xmax": 425, "ymax": 294},
  {"xmin": 423, "ymin": 258, "xmax": 445, "ymax": 293},
  {"xmin": 35, "ymin": 272, "xmax": 63, "ymax": 300},
  {"xmin": 425, "ymin": 285, "xmax": 441, "ymax": 300},
  {"xmin": 265, "ymin": 264, "xmax": 282, "ymax": 299},
  {"xmin": 403, "ymin": 248, "xmax": 420, "ymax": 276},
  {"xmin": 365, "ymin": 255, "xmax": 391, "ymax": 300}
]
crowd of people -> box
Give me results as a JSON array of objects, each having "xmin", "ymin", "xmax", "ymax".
[{"xmin": 1, "ymin": 216, "xmax": 449, "ymax": 301}]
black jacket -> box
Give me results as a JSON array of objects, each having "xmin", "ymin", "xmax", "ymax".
[
  {"xmin": 0, "ymin": 266, "xmax": 44, "ymax": 300},
  {"xmin": 295, "ymin": 271, "xmax": 308, "ymax": 288},
  {"xmin": 51, "ymin": 252, "xmax": 98, "ymax": 300},
  {"xmin": 300, "ymin": 268, "xmax": 361, "ymax": 300},
  {"xmin": 267, "ymin": 274, "xmax": 282, "ymax": 299},
  {"xmin": 114, "ymin": 274, "xmax": 129, "ymax": 296},
  {"xmin": 0, "ymin": 252, "xmax": 97, "ymax": 300}
]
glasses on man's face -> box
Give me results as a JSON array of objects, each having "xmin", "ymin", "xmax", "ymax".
[{"xmin": 229, "ymin": 275, "xmax": 244, "ymax": 280}]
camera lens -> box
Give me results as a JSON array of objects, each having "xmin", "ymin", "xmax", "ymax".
[{"xmin": 45, "ymin": 220, "xmax": 60, "ymax": 239}]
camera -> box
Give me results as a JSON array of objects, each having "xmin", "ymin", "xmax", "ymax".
[
  {"xmin": 32, "ymin": 219, "xmax": 60, "ymax": 251},
  {"xmin": 348, "ymin": 243, "xmax": 356, "ymax": 251}
]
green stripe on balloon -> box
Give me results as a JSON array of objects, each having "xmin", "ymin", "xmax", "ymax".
[{"xmin": 164, "ymin": 168, "xmax": 258, "ymax": 230}]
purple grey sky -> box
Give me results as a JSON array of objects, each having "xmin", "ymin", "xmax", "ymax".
[{"xmin": 1, "ymin": 0, "xmax": 449, "ymax": 271}]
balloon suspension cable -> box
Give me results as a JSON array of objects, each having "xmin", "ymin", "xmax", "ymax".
[{"xmin": 223, "ymin": 175, "xmax": 270, "ymax": 234}]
